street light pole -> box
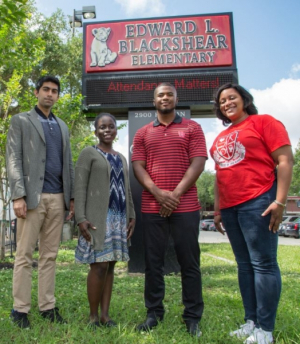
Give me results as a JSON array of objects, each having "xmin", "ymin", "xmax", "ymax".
[
  {"xmin": 69, "ymin": 6, "xmax": 96, "ymax": 37},
  {"xmin": 72, "ymin": 8, "xmax": 75, "ymax": 37}
]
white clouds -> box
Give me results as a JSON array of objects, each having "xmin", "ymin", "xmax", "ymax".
[
  {"xmin": 194, "ymin": 118, "xmax": 223, "ymax": 172},
  {"xmin": 250, "ymin": 78, "xmax": 300, "ymax": 152},
  {"xmin": 114, "ymin": 0, "xmax": 165, "ymax": 16},
  {"xmin": 290, "ymin": 63, "xmax": 300, "ymax": 78},
  {"xmin": 204, "ymin": 121, "xmax": 224, "ymax": 171},
  {"xmin": 114, "ymin": 132, "xmax": 129, "ymax": 161}
]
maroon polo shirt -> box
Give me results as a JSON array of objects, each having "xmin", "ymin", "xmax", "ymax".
[{"xmin": 132, "ymin": 114, "xmax": 207, "ymax": 213}]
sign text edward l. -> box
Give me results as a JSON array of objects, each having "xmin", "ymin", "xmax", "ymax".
[{"xmin": 85, "ymin": 14, "xmax": 234, "ymax": 73}]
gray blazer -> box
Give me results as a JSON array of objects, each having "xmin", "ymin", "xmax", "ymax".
[
  {"xmin": 75, "ymin": 146, "xmax": 135, "ymax": 250},
  {"xmin": 6, "ymin": 108, "xmax": 74, "ymax": 210}
]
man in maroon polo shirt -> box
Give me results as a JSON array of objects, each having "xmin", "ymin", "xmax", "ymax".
[{"xmin": 132, "ymin": 82, "xmax": 207, "ymax": 337}]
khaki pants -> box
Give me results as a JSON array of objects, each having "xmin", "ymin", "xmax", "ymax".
[{"xmin": 13, "ymin": 193, "xmax": 65, "ymax": 313}]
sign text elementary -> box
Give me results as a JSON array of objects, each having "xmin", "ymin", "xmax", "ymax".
[{"xmin": 84, "ymin": 14, "xmax": 234, "ymax": 73}]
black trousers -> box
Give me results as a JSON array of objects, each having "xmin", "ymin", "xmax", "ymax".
[{"xmin": 142, "ymin": 211, "xmax": 204, "ymax": 322}]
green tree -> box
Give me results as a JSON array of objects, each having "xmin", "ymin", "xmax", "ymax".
[
  {"xmin": 25, "ymin": 9, "xmax": 83, "ymax": 97},
  {"xmin": 19, "ymin": 8, "xmax": 94, "ymax": 161},
  {"xmin": 0, "ymin": 2, "xmax": 93, "ymax": 259},
  {"xmin": 0, "ymin": 0, "xmax": 28, "ymax": 25},
  {"xmin": 196, "ymin": 170, "xmax": 215, "ymax": 211},
  {"xmin": 290, "ymin": 140, "xmax": 300, "ymax": 195},
  {"xmin": 0, "ymin": 0, "xmax": 43, "ymax": 259},
  {"xmin": 1, "ymin": 3, "xmax": 92, "ymax": 160}
]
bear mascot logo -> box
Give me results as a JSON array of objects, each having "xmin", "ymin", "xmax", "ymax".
[{"xmin": 90, "ymin": 27, "xmax": 117, "ymax": 67}]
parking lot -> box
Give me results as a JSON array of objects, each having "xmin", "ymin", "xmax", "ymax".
[{"xmin": 199, "ymin": 230, "xmax": 300, "ymax": 246}]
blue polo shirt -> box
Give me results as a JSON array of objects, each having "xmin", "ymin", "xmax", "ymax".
[{"xmin": 35, "ymin": 106, "xmax": 63, "ymax": 193}]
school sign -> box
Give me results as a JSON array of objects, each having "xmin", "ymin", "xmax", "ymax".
[{"xmin": 82, "ymin": 13, "xmax": 238, "ymax": 114}]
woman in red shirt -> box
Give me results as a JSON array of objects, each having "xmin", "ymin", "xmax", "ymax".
[{"xmin": 210, "ymin": 83, "xmax": 293, "ymax": 344}]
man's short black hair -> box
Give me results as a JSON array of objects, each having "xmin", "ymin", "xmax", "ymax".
[
  {"xmin": 36, "ymin": 75, "xmax": 60, "ymax": 94},
  {"xmin": 154, "ymin": 82, "xmax": 177, "ymax": 96}
]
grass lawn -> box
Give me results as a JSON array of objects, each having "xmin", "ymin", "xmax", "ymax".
[{"xmin": 0, "ymin": 241, "xmax": 299, "ymax": 343}]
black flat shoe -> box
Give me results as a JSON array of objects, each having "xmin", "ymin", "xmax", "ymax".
[
  {"xmin": 101, "ymin": 319, "xmax": 117, "ymax": 327},
  {"xmin": 185, "ymin": 321, "xmax": 202, "ymax": 337},
  {"xmin": 88, "ymin": 321, "xmax": 101, "ymax": 329},
  {"xmin": 136, "ymin": 317, "xmax": 160, "ymax": 332},
  {"xmin": 40, "ymin": 307, "xmax": 66, "ymax": 324},
  {"xmin": 11, "ymin": 310, "xmax": 30, "ymax": 329}
]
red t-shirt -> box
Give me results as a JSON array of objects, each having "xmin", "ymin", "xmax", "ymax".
[
  {"xmin": 210, "ymin": 115, "xmax": 291, "ymax": 209},
  {"xmin": 132, "ymin": 115, "xmax": 207, "ymax": 213}
]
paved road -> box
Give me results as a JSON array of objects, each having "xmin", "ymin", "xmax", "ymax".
[{"xmin": 199, "ymin": 230, "xmax": 300, "ymax": 246}]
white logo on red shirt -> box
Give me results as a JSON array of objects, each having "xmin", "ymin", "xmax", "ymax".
[
  {"xmin": 178, "ymin": 131, "xmax": 185, "ymax": 138},
  {"xmin": 213, "ymin": 131, "xmax": 245, "ymax": 168}
]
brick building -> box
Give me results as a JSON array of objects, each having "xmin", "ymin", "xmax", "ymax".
[{"xmin": 286, "ymin": 196, "xmax": 300, "ymax": 215}]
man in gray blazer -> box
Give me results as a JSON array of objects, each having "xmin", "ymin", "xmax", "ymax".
[{"xmin": 6, "ymin": 75, "xmax": 74, "ymax": 329}]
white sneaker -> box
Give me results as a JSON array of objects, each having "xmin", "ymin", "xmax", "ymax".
[
  {"xmin": 230, "ymin": 320, "xmax": 255, "ymax": 338},
  {"xmin": 244, "ymin": 328, "xmax": 273, "ymax": 344}
]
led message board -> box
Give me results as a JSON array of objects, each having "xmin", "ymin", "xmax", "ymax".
[
  {"xmin": 85, "ymin": 71, "xmax": 235, "ymax": 109},
  {"xmin": 82, "ymin": 13, "xmax": 237, "ymax": 112}
]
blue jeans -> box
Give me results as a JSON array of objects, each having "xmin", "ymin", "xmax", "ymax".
[{"xmin": 221, "ymin": 182, "xmax": 281, "ymax": 332}]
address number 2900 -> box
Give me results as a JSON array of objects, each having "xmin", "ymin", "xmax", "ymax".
[{"xmin": 135, "ymin": 113, "xmax": 153, "ymax": 118}]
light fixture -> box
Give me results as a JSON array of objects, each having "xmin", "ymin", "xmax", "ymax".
[
  {"xmin": 82, "ymin": 6, "xmax": 96, "ymax": 19},
  {"xmin": 69, "ymin": 15, "xmax": 83, "ymax": 28},
  {"xmin": 69, "ymin": 6, "xmax": 96, "ymax": 36}
]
